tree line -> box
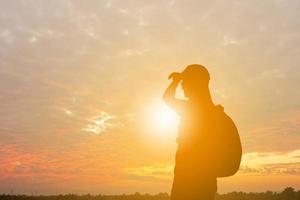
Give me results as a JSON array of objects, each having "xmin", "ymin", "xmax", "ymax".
[{"xmin": 0, "ymin": 187, "xmax": 299, "ymax": 200}]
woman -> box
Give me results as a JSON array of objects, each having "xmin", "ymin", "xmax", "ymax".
[{"xmin": 163, "ymin": 64, "xmax": 218, "ymax": 200}]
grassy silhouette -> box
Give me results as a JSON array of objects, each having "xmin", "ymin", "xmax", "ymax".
[{"xmin": 0, "ymin": 187, "xmax": 299, "ymax": 200}]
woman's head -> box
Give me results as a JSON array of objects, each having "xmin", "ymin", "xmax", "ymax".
[{"xmin": 181, "ymin": 64, "xmax": 210, "ymax": 99}]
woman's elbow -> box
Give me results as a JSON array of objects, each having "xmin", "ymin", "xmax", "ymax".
[
  {"xmin": 162, "ymin": 93, "xmax": 169, "ymax": 102},
  {"xmin": 162, "ymin": 95, "xmax": 173, "ymax": 105}
]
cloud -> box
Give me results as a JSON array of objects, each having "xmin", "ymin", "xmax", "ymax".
[
  {"xmin": 122, "ymin": 149, "xmax": 300, "ymax": 182},
  {"xmin": 83, "ymin": 111, "xmax": 117, "ymax": 134},
  {"xmin": 123, "ymin": 164, "xmax": 173, "ymax": 182},
  {"xmin": 239, "ymin": 150, "xmax": 300, "ymax": 175},
  {"xmin": 244, "ymin": 110, "xmax": 300, "ymax": 152},
  {"xmin": 239, "ymin": 162, "xmax": 300, "ymax": 176}
]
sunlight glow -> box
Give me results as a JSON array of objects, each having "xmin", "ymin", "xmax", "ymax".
[
  {"xmin": 154, "ymin": 107, "xmax": 178, "ymax": 131},
  {"xmin": 145, "ymin": 103, "xmax": 179, "ymax": 137}
]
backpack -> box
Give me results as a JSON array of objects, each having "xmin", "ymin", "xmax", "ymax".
[{"xmin": 206, "ymin": 105, "xmax": 242, "ymax": 177}]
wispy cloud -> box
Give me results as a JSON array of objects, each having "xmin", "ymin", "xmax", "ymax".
[
  {"xmin": 123, "ymin": 164, "xmax": 173, "ymax": 182},
  {"xmin": 122, "ymin": 150, "xmax": 300, "ymax": 183},
  {"xmin": 83, "ymin": 111, "xmax": 116, "ymax": 134},
  {"xmin": 240, "ymin": 150, "xmax": 300, "ymax": 175}
]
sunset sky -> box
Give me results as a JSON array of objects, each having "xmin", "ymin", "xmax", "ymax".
[{"xmin": 0, "ymin": 0, "xmax": 300, "ymax": 195}]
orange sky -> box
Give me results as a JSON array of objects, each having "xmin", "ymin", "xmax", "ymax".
[{"xmin": 0, "ymin": 0, "xmax": 300, "ymax": 195}]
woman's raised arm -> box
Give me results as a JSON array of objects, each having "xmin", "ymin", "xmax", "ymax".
[{"xmin": 163, "ymin": 72, "xmax": 186, "ymax": 114}]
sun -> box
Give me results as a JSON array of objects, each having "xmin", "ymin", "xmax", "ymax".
[
  {"xmin": 144, "ymin": 102, "xmax": 179, "ymax": 137},
  {"xmin": 154, "ymin": 106, "xmax": 178, "ymax": 130}
]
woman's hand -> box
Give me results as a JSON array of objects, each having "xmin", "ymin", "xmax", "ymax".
[
  {"xmin": 168, "ymin": 72, "xmax": 182, "ymax": 82},
  {"xmin": 164, "ymin": 72, "xmax": 186, "ymax": 114}
]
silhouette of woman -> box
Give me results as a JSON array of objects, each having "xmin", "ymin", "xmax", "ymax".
[{"xmin": 163, "ymin": 64, "xmax": 218, "ymax": 200}]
